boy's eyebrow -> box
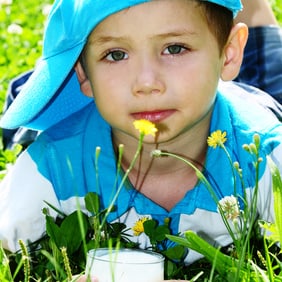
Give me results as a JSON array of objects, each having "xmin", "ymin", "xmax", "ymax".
[
  {"xmin": 88, "ymin": 29, "xmax": 198, "ymax": 46},
  {"xmin": 88, "ymin": 35, "xmax": 130, "ymax": 46},
  {"xmin": 153, "ymin": 29, "xmax": 198, "ymax": 39}
]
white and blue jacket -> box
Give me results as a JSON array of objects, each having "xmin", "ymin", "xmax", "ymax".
[{"xmin": 1, "ymin": 82, "xmax": 281, "ymax": 263}]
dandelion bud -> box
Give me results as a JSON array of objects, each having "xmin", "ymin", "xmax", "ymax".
[
  {"xmin": 253, "ymin": 133, "xmax": 260, "ymax": 148},
  {"xmin": 233, "ymin": 162, "xmax": 242, "ymax": 176},
  {"xmin": 164, "ymin": 217, "xmax": 170, "ymax": 226},
  {"xmin": 233, "ymin": 161, "xmax": 240, "ymax": 170},
  {"xmin": 249, "ymin": 143, "xmax": 257, "ymax": 155},
  {"xmin": 95, "ymin": 146, "xmax": 101, "ymax": 159},
  {"xmin": 118, "ymin": 144, "xmax": 124, "ymax": 155},
  {"xmin": 258, "ymin": 157, "xmax": 263, "ymax": 163},
  {"xmin": 151, "ymin": 149, "xmax": 162, "ymax": 157},
  {"xmin": 242, "ymin": 144, "xmax": 250, "ymax": 152}
]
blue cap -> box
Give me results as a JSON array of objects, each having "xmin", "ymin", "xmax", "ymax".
[
  {"xmin": 204, "ymin": 0, "xmax": 242, "ymax": 17},
  {"xmin": 1, "ymin": 0, "xmax": 242, "ymax": 130}
]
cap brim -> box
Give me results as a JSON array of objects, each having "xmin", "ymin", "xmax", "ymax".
[{"xmin": 0, "ymin": 42, "xmax": 92, "ymax": 130}]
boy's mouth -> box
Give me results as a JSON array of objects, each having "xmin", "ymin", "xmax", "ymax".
[{"xmin": 131, "ymin": 109, "xmax": 176, "ymax": 123}]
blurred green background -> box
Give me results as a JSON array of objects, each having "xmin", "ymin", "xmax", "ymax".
[
  {"xmin": 0, "ymin": 1, "xmax": 53, "ymax": 109},
  {"xmin": 0, "ymin": 0, "xmax": 281, "ymax": 114}
]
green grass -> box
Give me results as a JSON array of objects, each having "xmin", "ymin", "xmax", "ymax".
[
  {"xmin": 271, "ymin": 0, "xmax": 282, "ymax": 23},
  {"xmin": 0, "ymin": 1, "xmax": 53, "ymax": 109}
]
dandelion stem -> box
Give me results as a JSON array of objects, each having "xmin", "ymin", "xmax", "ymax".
[
  {"xmin": 100, "ymin": 133, "xmax": 145, "ymax": 229},
  {"xmin": 153, "ymin": 150, "xmax": 238, "ymax": 244}
]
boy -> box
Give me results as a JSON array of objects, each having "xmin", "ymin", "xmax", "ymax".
[{"xmin": 0, "ymin": 0, "xmax": 281, "ymax": 273}]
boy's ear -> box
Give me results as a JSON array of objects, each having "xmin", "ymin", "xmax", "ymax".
[
  {"xmin": 220, "ymin": 23, "xmax": 248, "ymax": 81},
  {"xmin": 74, "ymin": 61, "xmax": 93, "ymax": 97}
]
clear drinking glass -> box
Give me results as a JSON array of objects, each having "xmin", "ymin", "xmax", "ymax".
[{"xmin": 85, "ymin": 248, "xmax": 164, "ymax": 282}]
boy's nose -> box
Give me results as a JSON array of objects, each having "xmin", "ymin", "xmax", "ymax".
[{"xmin": 132, "ymin": 58, "xmax": 165, "ymax": 96}]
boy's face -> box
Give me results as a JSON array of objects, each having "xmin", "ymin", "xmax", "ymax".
[{"xmin": 83, "ymin": 0, "xmax": 229, "ymax": 144}]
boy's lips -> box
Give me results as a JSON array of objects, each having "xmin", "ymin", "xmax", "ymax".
[{"xmin": 131, "ymin": 109, "xmax": 176, "ymax": 123}]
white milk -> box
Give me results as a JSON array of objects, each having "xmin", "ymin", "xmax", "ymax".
[{"xmin": 86, "ymin": 249, "xmax": 164, "ymax": 282}]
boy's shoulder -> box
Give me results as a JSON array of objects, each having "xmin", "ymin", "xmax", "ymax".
[
  {"xmin": 218, "ymin": 81, "xmax": 282, "ymax": 125},
  {"xmin": 214, "ymin": 81, "xmax": 282, "ymax": 150}
]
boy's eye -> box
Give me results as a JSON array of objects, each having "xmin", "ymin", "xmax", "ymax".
[
  {"xmin": 164, "ymin": 44, "xmax": 187, "ymax": 55},
  {"xmin": 105, "ymin": 50, "xmax": 128, "ymax": 61}
]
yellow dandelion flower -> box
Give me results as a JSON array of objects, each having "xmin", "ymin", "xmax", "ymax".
[
  {"xmin": 207, "ymin": 130, "xmax": 227, "ymax": 149},
  {"xmin": 132, "ymin": 217, "xmax": 149, "ymax": 236},
  {"xmin": 133, "ymin": 119, "xmax": 158, "ymax": 137}
]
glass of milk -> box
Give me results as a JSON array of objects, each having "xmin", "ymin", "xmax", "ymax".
[{"xmin": 85, "ymin": 248, "xmax": 164, "ymax": 282}]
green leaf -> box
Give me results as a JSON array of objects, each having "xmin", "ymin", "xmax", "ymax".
[
  {"xmin": 108, "ymin": 222, "xmax": 127, "ymax": 236},
  {"xmin": 143, "ymin": 219, "xmax": 158, "ymax": 238},
  {"xmin": 164, "ymin": 260, "xmax": 179, "ymax": 279},
  {"xmin": 59, "ymin": 211, "xmax": 88, "ymax": 254},
  {"xmin": 45, "ymin": 211, "xmax": 89, "ymax": 255},
  {"xmin": 167, "ymin": 231, "xmax": 246, "ymax": 278},
  {"xmin": 0, "ymin": 241, "xmax": 13, "ymax": 281},
  {"xmin": 162, "ymin": 245, "xmax": 185, "ymax": 261},
  {"xmin": 46, "ymin": 215, "xmax": 66, "ymax": 248},
  {"xmin": 84, "ymin": 192, "xmax": 100, "ymax": 214},
  {"xmin": 153, "ymin": 225, "xmax": 171, "ymax": 241},
  {"xmin": 267, "ymin": 156, "xmax": 282, "ymax": 247}
]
